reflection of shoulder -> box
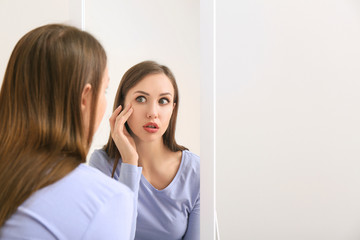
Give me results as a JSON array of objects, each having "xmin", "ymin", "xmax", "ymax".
[
  {"xmin": 91, "ymin": 149, "xmax": 110, "ymax": 161},
  {"xmin": 182, "ymin": 150, "xmax": 200, "ymax": 177},
  {"xmin": 180, "ymin": 151, "xmax": 200, "ymax": 199},
  {"xmin": 90, "ymin": 149, "xmax": 115, "ymax": 166},
  {"xmin": 183, "ymin": 150, "xmax": 200, "ymax": 165}
]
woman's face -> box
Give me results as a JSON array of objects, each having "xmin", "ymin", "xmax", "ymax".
[{"xmin": 124, "ymin": 73, "xmax": 175, "ymax": 143}]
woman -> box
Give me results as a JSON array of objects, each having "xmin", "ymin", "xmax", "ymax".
[
  {"xmin": 89, "ymin": 61, "xmax": 200, "ymax": 240},
  {"xmin": 0, "ymin": 24, "xmax": 134, "ymax": 239}
]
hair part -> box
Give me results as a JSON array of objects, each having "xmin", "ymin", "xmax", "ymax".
[
  {"xmin": 103, "ymin": 60, "xmax": 188, "ymax": 177},
  {"xmin": 0, "ymin": 24, "xmax": 107, "ymax": 226}
]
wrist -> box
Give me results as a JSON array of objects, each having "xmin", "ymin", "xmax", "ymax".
[{"xmin": 122, "ymin": 156, "xmax": 138, "ymax": 166}]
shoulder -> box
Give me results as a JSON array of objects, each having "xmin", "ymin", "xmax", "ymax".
[
  {"xmin": 177, "ymin": 150, "xmax": 200, "ymax": 189},
  {"xmin": 183, "ymin": 150, "xmax": 200, "ymax": 160},
  {"xmin": 63, "ymin": 164, "xmax": 130, "ymax": 202},
  {"xmin": 5, "ymin": 164, "xmax": 133, "ymax": 239},
  {"xmin": 46, "ymin": 164, "xmax": 133, "ymax": 217},
  {"xmin": 172, "ymin": 151, "xmax": 199, "ymax": 208},
  {"xmin": 181, "ymin": 150, "xmax": 200, "ymax": 173}
]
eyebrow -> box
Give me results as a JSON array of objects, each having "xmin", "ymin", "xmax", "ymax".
[{"xmin": 133, "ymin": 90, "xmax": 172, "ymax": 97}]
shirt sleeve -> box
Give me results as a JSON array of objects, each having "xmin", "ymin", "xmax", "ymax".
[
  {"xmin": 183, "ymin": 192, "xmax": 200, "ymax": 240},
  {"xmin": 81, "ymin": 191, "xmax": 134, "ymax": 240},
  {"xmin": 118, "ymin": 163, "xmax": 142, "ymax": 193}
]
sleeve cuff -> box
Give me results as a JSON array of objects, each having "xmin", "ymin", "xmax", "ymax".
[{"xmin": 119, "ymin": 163, "xmax": 142, "ymax": 192}]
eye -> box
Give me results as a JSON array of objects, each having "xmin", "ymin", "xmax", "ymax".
[
  {"xmin": 159, "ymin": 98, "xmax": 170, "ymax": 105},
  {"xmin": 136, "ymin": 96, "xmax": 146, "ymax": 103}
]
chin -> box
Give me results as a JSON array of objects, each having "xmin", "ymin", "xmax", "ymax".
[{"xmin": 136, "ymin": 132, "xmax": 163, "ymax": 143}]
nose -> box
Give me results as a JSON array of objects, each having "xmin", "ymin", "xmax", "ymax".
[{"xmin": 146, "ymin": 102, "xmax": 158, "ymax": 119}]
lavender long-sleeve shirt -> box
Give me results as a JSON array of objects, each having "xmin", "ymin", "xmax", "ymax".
[
  {"xmin": 89, "ymin": 150, "xmax": 200, "ymax": 240},
  {"xmin": 1, "ymin": 164, "xmax": 135, "ymax": 240}
]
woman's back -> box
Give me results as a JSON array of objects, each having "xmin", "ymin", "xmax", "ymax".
[
  {"xmin": 1, "ymin": 164, "xmax": 134, "ymax": 239},
  {"xmin": 0, "ymin": 24, "xmax": 135, "ymax": 238}
]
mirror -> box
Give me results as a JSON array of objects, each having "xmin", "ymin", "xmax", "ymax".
[{"xmin": 0, "ymin": 0, "xmax": 215, "ymax": 239}]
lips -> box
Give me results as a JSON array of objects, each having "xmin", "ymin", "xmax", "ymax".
[{"xmin": 143, "ymin": 122, "xmax": 159, "ymax": 133}]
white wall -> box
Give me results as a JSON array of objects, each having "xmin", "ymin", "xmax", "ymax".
[
  {"xmin": 0, "ymin": 0, "xmax": 75, "ymax": 83},
  {"xmin": 216, "ymin": 1, "xmax": 360, "ymax": 239},
  {"xmin": 85, "ymin": 0, "xmax": 200, "ymax": 158}
]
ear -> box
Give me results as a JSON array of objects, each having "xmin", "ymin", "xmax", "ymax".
[
  {"xmin": 173, "ymin": 102, "xmax": 176, "ymax": 109},
  {"xmin": 81, "ymin": 83, "xmax": 92, "ymax": 112}
]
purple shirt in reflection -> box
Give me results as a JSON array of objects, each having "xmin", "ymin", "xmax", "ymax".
[{"xmin": 89, "ymin": 149, "xmax": 200, "ymax": 240}]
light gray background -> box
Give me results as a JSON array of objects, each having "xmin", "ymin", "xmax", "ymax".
[{"xmin": 216, "ymin": 1, "xmax": 360, "ymax": 239}]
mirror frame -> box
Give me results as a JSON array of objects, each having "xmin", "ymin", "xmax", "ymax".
[{"xmin": 200, "ymin": 0, "xmax": 216, "ymax": 239}]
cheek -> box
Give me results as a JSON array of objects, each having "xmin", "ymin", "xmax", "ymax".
[
  {"xmin": 126, "ymin": 107, "xmax": 140, "ymax": 128},
  {"xmin": 98, "ymin": 95, "xmax": 106, "ymax": 118},
  {"xmin": 102, "ymin": 95, "xmax": 107, "ymax": 112},
  {"xmin": 126, "ymin": 115, "xmax": 135, "ymax": 126},
  {"xmin": 162, "ymin": 107, "xmax": 174, "ymax": 123}
]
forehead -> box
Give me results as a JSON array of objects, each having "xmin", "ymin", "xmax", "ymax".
[{"xmin": 130, "ymin": 73, "xmax": 174, "ymax": 94}]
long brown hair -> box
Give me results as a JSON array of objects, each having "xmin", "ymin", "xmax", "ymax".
[
  {"xmin": 0, "ymin": 24, "xmax": 107, "ymax": 226},
  {"xmin": 103, "ymin": 61, "xmax": 187, "ymax": 177}
]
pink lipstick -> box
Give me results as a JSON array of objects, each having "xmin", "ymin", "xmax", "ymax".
[{"xmin": 143, "ymin": 122, "xmax": 159, "ymax": 133}]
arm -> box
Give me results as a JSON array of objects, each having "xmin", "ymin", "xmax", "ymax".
[{"xmin": 183, "ymin": 193, "xmax": 200, "ymax": 240}]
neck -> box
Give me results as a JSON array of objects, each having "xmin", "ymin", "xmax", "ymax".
[{"xmin": 135, "ymin": 138, "xmax": 171, "ymax": 165}]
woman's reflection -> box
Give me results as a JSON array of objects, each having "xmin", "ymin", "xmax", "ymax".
[{"xmin": 89, "ymin": 60, "xmax": 200, "ymax": 240}]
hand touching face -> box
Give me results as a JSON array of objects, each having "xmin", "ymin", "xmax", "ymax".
[{"xmin": 109, "ymin": 104, "xmax": 138, "ymax": 165}]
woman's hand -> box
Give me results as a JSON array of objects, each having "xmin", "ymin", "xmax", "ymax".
[{"xmin": 109, "ymin": 104, "xmax": 138, "ymax": 165}]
